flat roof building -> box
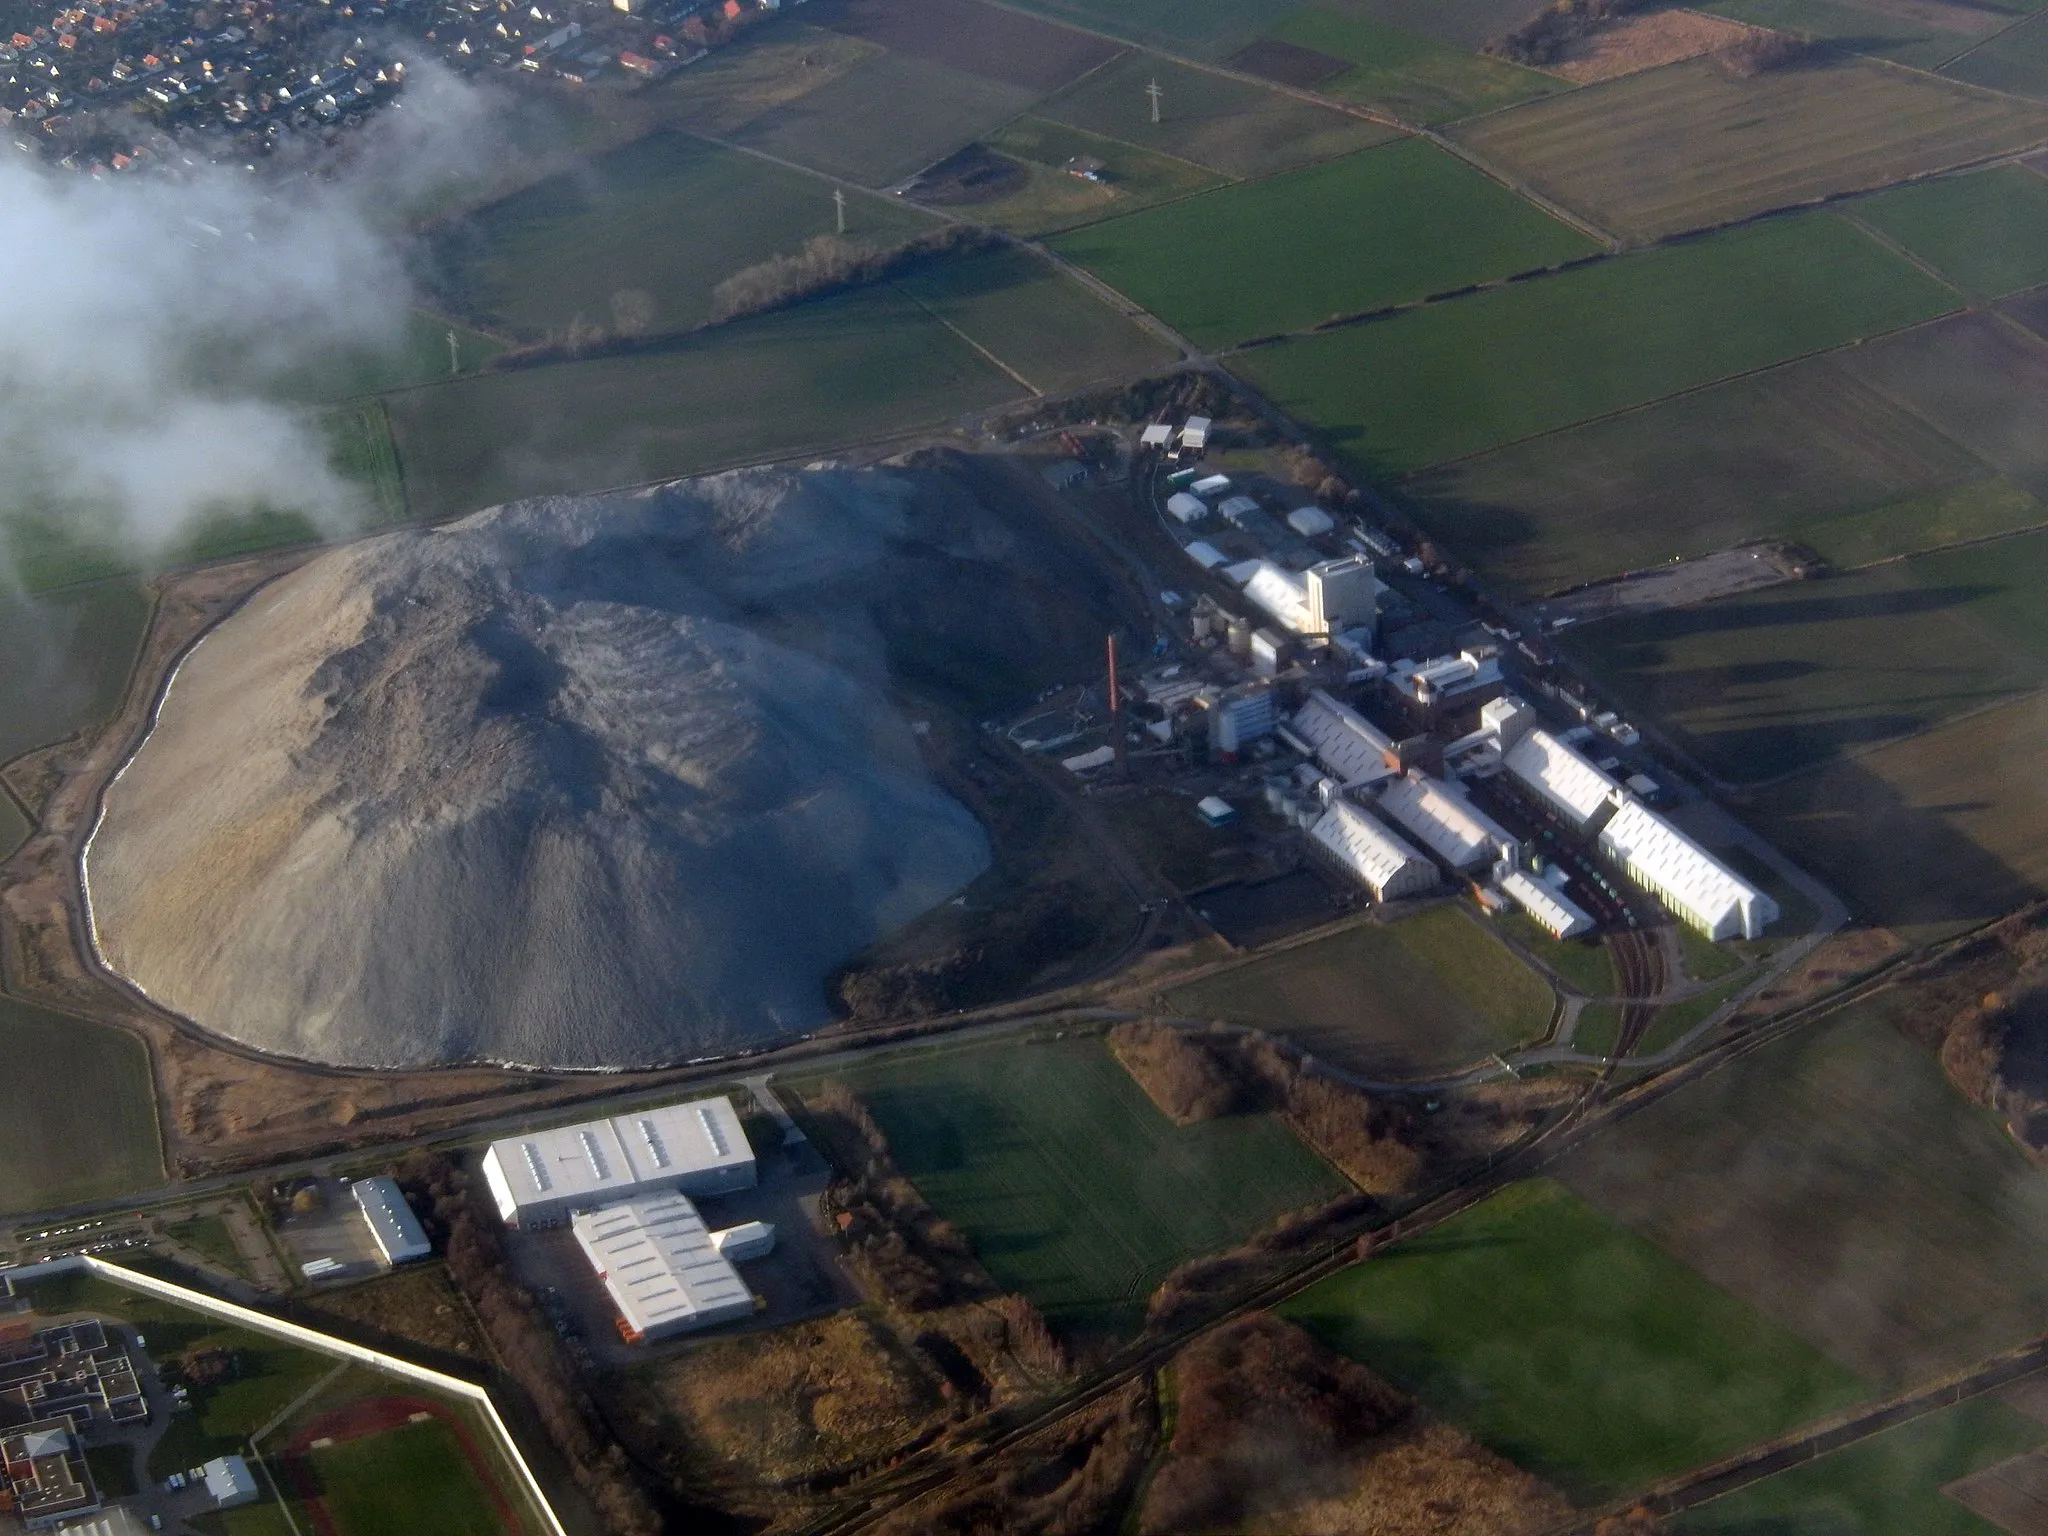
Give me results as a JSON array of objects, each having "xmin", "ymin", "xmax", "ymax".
[
  {"xmin": 1376, "ymin": 773, "xmax": 1518, "ymax": 872},
  {"xmin": 1598, "ymin": 802, "xmax": 1778, "ymax": 941},
  {"xmin": 1305, "ymin": 800, "xmax": 1437, "ymax": 902},
  {"xmin": 1284, "ymin": 689, "xmax": 1394, "ymax": 790},
  {"xmin": 709, "ymin": 1221, "xmax": 776, "ymax": 1262},
  {"xmin": 1500, "ymin": 869, "xmax": 1594, "ymax": 940},
  {"xmin": 481, "ymin": 1097, "xmax": 756, "ymax": 1228},
  {"xmin": 0, "ymin": 1419, "xmax": 96, "ymax": 1529},
  {"xmin": 572, "ymin": 1193, "xmax": 755, "ymax": 1343},
  {"xmin": 1165, "ymin": 491, "xmax": 1205, "ymax": 524},
  {"xmin": 351, "ymin": 1177, "xmax": 431, "ymax": 1266},
  {"xmin": 1502, "ymin": 728, "xmax": 1623, "ymax": 833},
  {"xmin": 201, "ymin": 1455, "xmax": 259, "ymax": 1510},
  {"xmin": 1304, "ymin": 556, "xmax": 1377, "ymax": 639},
  {"xmin": 1287, "ymin": 506, "xmax": 1335, "ymax": 538}
]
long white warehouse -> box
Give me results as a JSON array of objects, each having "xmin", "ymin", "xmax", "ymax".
[
  {"xmin": 572, "ymin": 1192, "xmax": 755, "ymax": 1343},
  {"xmin": 1306, "ymin": 800, "xmax": 1437, "ymax": 900},
  {"xmin": 1377, "ymin": 773, "xmax": 1518, "ymax": 872},
  {"xmin": 1499, "ymin": 869, "xmax": 1594, "ymax": 940},
  {"xmin": 1284, "ymin": 689, "xmax": 1394, "ymax": 789},
  {"xmin": 351, "ymin": 1176, "xmax": 431, "ymax": 1265},
  {"xmin": 1503, "ymin": 728, "xmax": 1622, "ymax": 833},
  {"xmin": 1598, "ymin": 802, "xmax": 1778, "ymax": 940},
  {"xmin": 482, "ymin": 1097, "xmax": 756, "ymax": 1228}
]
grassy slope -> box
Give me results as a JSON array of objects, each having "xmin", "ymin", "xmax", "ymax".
[
  {"xmin": 1050, "ymin": 137, "xmax": 1597, "ymax": 347},
  {"xmin": 1565, "ymin": 527, "xmax": 2048, "ymax": 783},
  {"xmin": 0, "ymin": 998, "xmax": 162, "ymax": 1212},
  {"xmin": 1236, "ymin": 213, "xmax": 1958, "ymax": 477},
  {"xmin": 1280, "ymin": 1179, "xmax": 1870, "ymax": 1500},
  {"xmin": 1852, "ymin": 164, "xmax": 2048, "ymax": 299},
  {"xmin": 1559, "ymin": 994, "xmax": 2048, "ymax": 1386},
  {"xmin": 1270, "ymin": 7, "xmax": 1562, "ymax": 123},
  {"xmin": 1453, "ymin": 53, "xmax": 2048, "ymax": 241},
  {"xmin": 812, "ymin": 1036, "xmax": 1349, "ymax": 1335},
  {"xmin": 305, "ymin": 1420, "xmax": 510, "ymax": 1536}
]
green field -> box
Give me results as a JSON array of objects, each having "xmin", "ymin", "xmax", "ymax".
[
  {"xmin": 1946, "ymin": 9, "xmax": 2048, "ymax": 97},
  {"xmin": 954, "ymin": 117, "xmax": 1228, "ymax": 234},
  {"xmin": 1400, "ymin": 350, "xmax": 1998, "ymax": 595},
  {"xmin": 1313, "ymin": 0, "xmax": 1548, "ymax": 50},
  {"xmin": 1002, "ymin": 0, "xmax": 1301, "ymax": 58},
  {"xmin": 1038, "ymin": 52, "xmax": 1400, "ymax": 178},
  {"xmin": 1560, "ymin": 992, "xmax": 2048, "ymax": 1386},
  {"xmin": 1635, "ymin": 975, "xmax": 1749, "ymax": 1058},
  {"xmin": 1167, "ymin": 905, "xmax": 1554, "ymax": 1073},
  {"xmin": 1677, "ymin": 1396, "xmax": 2047, "ymax": 1535},
  {"xmin": 1567, "ymin": 527, "xmax": 2048, "ymax": 783},
  {"xmin": 0, "ymin": 1000, "xmax": 160, "ymax": 1213},
  {"xmin": 1852, "ymin": 165, "xmax": 2048, "ymax": 300},
  {"xmin": 1573, "ymin": 1002, "xmax": 1625, "ymax": 1056},
  {"xmin": 430, "ymin": 131, "xmax": 933, "ymax": 338},
  {"xmin": 803, "ymin": 1035, "xmax": 1349, "ymax": 1334},
  {"xmin": 1496, "ymin": 911, "xmax": 1616, "ymax": 995},
  {"xmin": 387, "ymin": 283, "xmax": 1024, "ymax": 520},
  {"xmin": 0, "ymin": 580, "xmax": 148, "ymax": 769},
  {"xmin": 1237, "ymin": 213, "xmax": 1959, "ymax": 477},
  {"xmin": 1269, "ymin": 7, "xmax": 1562, "ymax": 123},
  {"xmin": 1453, "ymin": 53, "xmax": 2048, "ymax": 241},
  {"xmin": 732, "ymin": 51, "xmax": 1039, "ymax": 187},
  {"xmin": 892, "ymin": 244, "xmax": 1177, "ymax": 390},
  {"xmin": 1702, "ymin": 0, "xmax": 1985, "ymax": 70},
  {"xmin": 300, "ymin": 1419, "xmax": 513, "ymax": 1536},
  {"xmin": 1280, "ymin": 1179, "xmax": 1870, "ymax": 1500},
  {"xmin": 1051, "ymin": 138, "xmax": 1598, "ymax": 346}
]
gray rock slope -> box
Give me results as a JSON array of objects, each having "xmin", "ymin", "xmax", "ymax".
[{"xmin": 84, "ymin": 468, "xmax": 990, "ymax": 1068}]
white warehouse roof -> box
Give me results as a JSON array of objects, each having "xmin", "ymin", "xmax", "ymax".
[
  {"xmin": 1242, "ymin": 561, "xmax": 1312, "ymax": 633},
  {"xmin": 1190, "ymin": 473, "xmax": 1231, "ymax": 496},
  {"xmin": 1377, "ymin": 773, "xmax": 1518, "ymax": 872},
  {"xmin": 1306, "ymin": 800, "xmax": 1437, "ymax": 901},
  {"xmin": 1140, "ymin": 423, "xmax": 1173, "ymax": 447},
  {"xmin": 1287, "ymin": 506, "xmax": 1336, "ymax": 537},
  {"xmin": 1598, "ymin": 802, "xmax": 1779, "ymax": 941},
  {"xmin": 1500, "ymin": 869, "xmax": 1593, "ymax": 939},
  {"xmin": 1288, "ymin": 689, "xmax": 1394, "ymax": 788},
  {"xmin": 482, "ymin": 1097, "xmax": 755, "ymax": 1226},
  {"xmin": 1503, "ymin": 728, "xmax": 1622, "ymax": 831},
  {"xmin": 1166, "ymin": 491, "xmax": 1206, "ymax": 523},
  {"xmin": 573, "ymin": 1192, "xmax": 754, "ymax": 1342},
  {"xmin": 1184, "ymin": 540, "xmax": 1227, "ymax": 570},
  {"xmin": 351, "ymin": 1176, "xmax": 431, "ymax": 1265}
]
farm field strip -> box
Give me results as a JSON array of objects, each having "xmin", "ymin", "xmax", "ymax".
[
  {"xmin": 996, "ymin": 0, "xmax": 1304, "ymax": 60},
  {"xmin": 931, "ymin": 117, "xmax": 1230, "ymax": 235},
  {"xmin": 1233, "ymin": 212, "xmax": 1961, "ymax": 478},
  {"xmin": 1452, "ymin": 54, "xmax": 2048, "ymax": 241},
  {"xmin": 1703, "ymin": 0, "xmax": 1990, "ymax": 70},
  {"xmin": 1945, "ymin": 8, "xmax": 2048, "ymax": 98},
  {"xmin": 1847, "ymin": 163, "xmax": 2048, "ymax": 300},
  {"xmin": 803, "ymin": 0, "xmax": 1124, "ymax": 93},
  {"xmin": 1049, "ymin": 136, "xmax": 1600, "ymax": 347},
  {"xmin": 1264, "ymin": 7, "xmax": 1562, "ymax": 124},
  {"xmin": 0, "ymin": 997, "xmax": 163, "ymax": 1213}
]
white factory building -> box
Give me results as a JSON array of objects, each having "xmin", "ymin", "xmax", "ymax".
[
  {"xmin": 1499, "ymin": 869, "xmax": 1594, "ymax": 939},
  {"xmin": 1306, "ymin": 799, "xmax": 1437, "ymax": 901},
  {"xmin": 1207, "ymin": 682, "xmax": 1276, "ymax": 757},
  {"xmin": 571, "ymin": 1192, "xmax": 757, "ymax": 1343},
  {"xmin": 1376, "ymin": 772, "xmax": 1519, "ymax": 873},
  {"xmin": 1281, "ymin": 689, "xmax": 1395, "ymax": 789},
  {"xmin": 1502, "ymin": 727, "xmax": 1624, "ymax": 834},
  {"xmin": 1304, "ymin": 556, "xmax": 1377, "ymax": 639},
  {"xmin": 482, "ymin": 1097, "xmax": 756, "ymax": 1228},
  {"xmin": 1598, "ymin": 801, "xmax": 1779, "ymax": 941},
  {"xmin": 351, "ymin": 1176, "xmax": 431, "ymax": 1266}
]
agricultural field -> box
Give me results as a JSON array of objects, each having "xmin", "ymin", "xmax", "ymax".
[
  {"xmin": 1945, "ymin": 7, "xmax": 2048, "ymax": 97},
  {"xmin": 927, "ymin": 117, "xmax": 1225, "ymax": 233},
  {"xmin": 385, "ymin": 284, "xmax": 1025, "ymax": 521},
  {"xmin": 1049, "ymin": 137, "xmax": 1598, "ymax": 347},
  {"xmin": 891, "ymin": 244, "xmax": 1177, "ymax": 391},
  {"xmin": 1676, "ymin": 1396, "xmax": 2048, "ymax": 1536},
  {"xmin": 999, "ymin": 0, "xmax": 1300, "ymax": 59},
  {"xmin": 1559, "ymin": 992, "xmax": 2048, "ymax": 1386},
  {"xmin": 1037, "ymin": 52, "xmax": 1400, "ymax": 178},
  {"xmin": 1703, "ymin": 0, "xmax": 1994, "ymax": 69},
  {"xmin": 1850, "ymin": 164, "xmax": 2048, "ymax": 300},
  {"xmin": 1313, "ymin": 0, "xmax": 1551, "ymax": 50},
  {"xmin": 1753, "ymin": 686, "xmax": 2048, "ymax": 943},
  {"xmin": 805, "ymin": 0, "xmax": 1121, "ymax": 91},
  {"xmin": 0, "ymin": 579, "xmax": 149, "ymax": 764},
  {"xmin": 1398, "ymin": 349, "xmax": 1994, "ymax": 595},
  {"xmin": 1279, "ymin": 1179, "xmax": 1871, "ymax": 1500},
  {"xmin": 1235, "ymin": 212, "xmax": 1958, "ymax": 477},
  {"xmin": 0, "ymin": 997, "xmax": 161, "ymax": 1212},
  {"xmin": 1262, "ymin": 8, "xmax": 1562, "ymax": 123},
  {"xmin": 638, "ymin": 24, "xmax": 885, "ymax": 138},
  {"xmin": 731, "ymin": 51, "xmax": 1039, "ymax": 187},
  {"xmin": 426, "ymin": 131, "xmax": 934, "ymax": 338},
  {"xmin": 799, "ymin": 1034, "xmax": 1350, "ymax": 1335},
  {"xmin": 1164, "ymin": 905, "xmax": 1555, "ymax": 1075},
  {"xmin": 1565, "ymin": 527, "xmax": 2048, "ymax": 783},
  {"xmin": 1452, "ymin": 53, "xmax": 2048, "ymax": 241}
]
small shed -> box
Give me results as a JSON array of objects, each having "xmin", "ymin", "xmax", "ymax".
[
  {"xmin": 1139, "ymin": 423, "xmax": 1173, "ymax": 449},
  {"xmin": 1166, "ymin": 491, "xmax": 1206, "ymax": 523},
  {"xmin": 203, "ymin": 1456, "xmax": 260, "ymax": 1510},
  {"xmin": 1184, "ymin": 541, "xmax": 1227, "ymax": 570},
  {"xmin": 1190, "ymin": 473, "xmax": 1231, "ymax": 497},
  {"xmin": 710, "ymin": 1221, "xmax": 777, "ymax": 1261},
  {"xmin": 1195, "ymin": 796, "xmax": 1235, "ymax": 827},
  {"xmin": 1218, "ymin": 494, "xmax": 1261, "ymax": 526},
  {"xmin": 1179, "ymin": 415, "xmax": 1211, "ymax": 451},
  {"xmin": 1287, "ymin": 506, "xmax": 1335, "ymax": 537}
]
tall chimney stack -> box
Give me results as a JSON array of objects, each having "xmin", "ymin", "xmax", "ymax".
[{"xmin": 1107, "ymin": 633, "xmax": 1126, "ymax": 778}]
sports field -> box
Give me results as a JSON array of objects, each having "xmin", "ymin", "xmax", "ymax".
[
  {"xmin": 1453, "ymin": 53, "xmax": 2048, "ymax": 241},
  {"xmin": 804, "ymin": 1035, "xmax": 1349, "ymax": 1334},
  {"xmin": 732, "ymin": 51, "xmax": 1039, "ymax": 187},
  {"xmin": 1050, "ymin": 138, "xmax": 1598, "ymax": 347},
  {"xmin": 1401, "ymin": 350, "xmax": 1994, "ymax": 594},
  {"xmin": 292, "ymin": 1411, "xmax": 518, "ymax": 1536},
  {"xmin": 1567, "ymin": 527, "xmax": 2048, "ymax": 782},
  {"xmin": 1265, "ymin": 8, "xmax": 1562, "ymax": 123},
  {"xmin": 1560, "ymin": 992, "xmax": 2048, "ymax": 1387},
  {"xmin": 429, "ymin": 131, "xmax": 934, "ymax": 337},
  {"xmin": 387, "ymin": 284, "xmax": 1024, "ymax": 520},
  {"xmin": 1165, "ymin": 905, "xmax": 1555, "ymax": 1074},
  {"xmin": 1279, "ymin": 1179, "xmax": 1870, "ymax": 1501},
  {"xmin": 891, "ymin": 244, "xmax": 1177, "ymax": 391},
  {"xmin": 1852, "ymin": 164, "xmax": 2048, "ymax": 300},
  {"xmin": 0, "ymin": 997, "xmax": 161, "ymax": 1212},
  {"xmin": 1753, "ymin": 686, "xmax": 2048, "ymax": 942},
  {"xmin": 1235, "ymin": 213, "xmax": 1958, "ymax": 477},
  {"xmin": 1037, "ymin": 52, "xmax": 1399, "ymax": 178},
  {"xmin": 1945, "ymin": 8, "xmax": 2048, "ymax": 98},
  {"xmin": 0, "ymin": 579, "xmax": 149, "ymax": 762},
  {"xmin": 1677, "ymin": 1396, "xmax": 2047, "ymax": 1536}
]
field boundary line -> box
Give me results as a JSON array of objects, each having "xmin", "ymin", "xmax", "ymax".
[
  {"xmin": 1834, "ymin": 209, "xmax": 1969, "ymax": 295},
  {"xmin": 1929, "ymin": 6, "xmax": 2048, "ymax": 78},
  {"xmin": 1729, "ymin": 680, "xmax": 2048, "ymax": 794},
  {"xmin": 890, "ymin": 282, "xmax": 1043, "ymax": 393}
]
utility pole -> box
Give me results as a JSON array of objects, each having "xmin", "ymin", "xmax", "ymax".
[
  {"xmin": 1146, "ymin": 77, "xmax": 1162, "ymax": 124},
  {"xmin": 446, "ymin": 329, "xmax": 460, "ymax": 377},
  {"xmin": 833, "ymin": 187, "xmax": 846, "ymax": 235},
  {"xmin": 1108, "ymin": 632, "xmax": 1127, "ymax": 780}
]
